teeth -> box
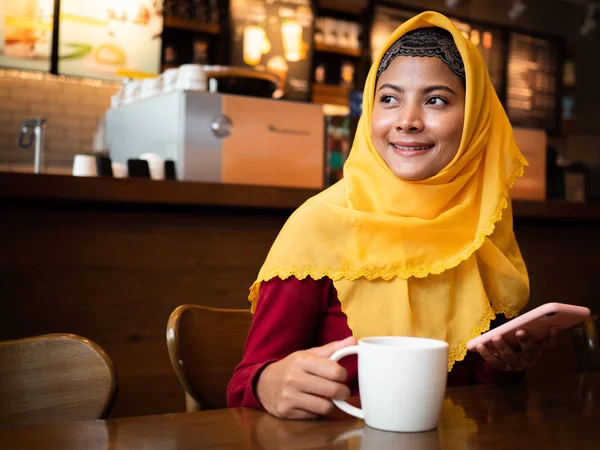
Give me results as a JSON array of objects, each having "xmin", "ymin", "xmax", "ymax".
[{"xmin": 392, "ymin": 144, "xmax": 432, "ymax": 151}]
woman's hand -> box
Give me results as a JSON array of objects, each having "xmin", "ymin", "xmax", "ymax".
[
  {"xmin": 476, "ymin": 327, "xmax": 560, "ymax": 372},
  {"xmin": 256, "ymin": 336, "xmax": 356, "ymax": 419}
]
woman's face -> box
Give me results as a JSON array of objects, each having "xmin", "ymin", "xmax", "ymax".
[{"xmin": 371, "ymin": 56, "xmax": 466, "ymax": 181}]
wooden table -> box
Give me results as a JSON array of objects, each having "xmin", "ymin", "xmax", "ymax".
[{"xmin": 1, "ymin": 374, "xmax": 599, "ymax": 449}]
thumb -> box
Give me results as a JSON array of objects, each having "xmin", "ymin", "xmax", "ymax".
[{"xmin": 308, "ymin": 336, "xmax": 357, "ymax": 358}]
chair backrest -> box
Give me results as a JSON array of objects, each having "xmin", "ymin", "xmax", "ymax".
[
  {"xmin": 0, "ymin": 334, "xmax": 117, "ymax": 427},
  {"xmin": 574, "ymin": 314, "xmax": 599, "ymax": 373},
  {"xmin": 166, "ymin": 305, "xmax": 253, "ymax": 410}
]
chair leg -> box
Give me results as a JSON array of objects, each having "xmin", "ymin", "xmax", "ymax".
[
  {"xmin": 583, "ymin": 315, "xmax": 599, "ymax": 372},
  {"xmin": 185, "ymin": 392, "xmax": 202, "ymax": 412},
  {"xmin": 573, "ymin": 324, "xmax": 587, "ymax": 373}
]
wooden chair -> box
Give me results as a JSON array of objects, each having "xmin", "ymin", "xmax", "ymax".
[
  {"xmin": 166, "ymin": 305, "xmax": 253, "ymax": 411},
  {"xmin": 0, "ymin": 334, "xmax": 117, "ymax": 427},
  {"xmin": 573, "ymin": 314, "xmax": 599, "ymax": 373}
]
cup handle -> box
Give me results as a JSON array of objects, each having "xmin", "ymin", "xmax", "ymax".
[{"xmin": 329, "ymin": 345, "xmax": 364, "ymax": 419}]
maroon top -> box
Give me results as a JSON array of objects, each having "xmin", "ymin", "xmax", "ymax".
[{"xmin": 227, "ymin": 276, "xmax": 512, "ymax": 409}]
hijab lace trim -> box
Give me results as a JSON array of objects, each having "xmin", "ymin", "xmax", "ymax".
[{"xmin": 250, "ymin": 154, "xmax": 525, "ymax": 309}]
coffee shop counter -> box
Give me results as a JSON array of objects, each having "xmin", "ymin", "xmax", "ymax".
[{"xmin": 1, "ymin": 172, "xmax": 599, "ymax": 419}]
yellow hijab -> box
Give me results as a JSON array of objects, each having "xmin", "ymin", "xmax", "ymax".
[{"xmin": 249, "ymin": 11, "xmax": 529, "ymax": 370}]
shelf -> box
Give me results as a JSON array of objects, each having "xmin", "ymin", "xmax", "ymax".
[
  {"xmin": 312, "ymin": 83, "xmax": 351, "ymax": 106},
  {"xmin": 161, "ymin": 63, "xmax": 180, "ymax": 72},
  {"xmin": 163, "ymin": 17, "xmax": 220, "ymax": 34},
  {"xmin": 314, "ymin": 42, "xmax": 361, "ymax": 57}
]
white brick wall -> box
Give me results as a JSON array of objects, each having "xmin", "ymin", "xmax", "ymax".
[{"xmin": 0, "ymin": 69, "xmax": 120, "ymax": 172}]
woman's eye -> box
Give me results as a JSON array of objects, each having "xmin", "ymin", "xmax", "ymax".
[
  {"xmin": 426, "ymin": 97, "xmax": 448, "ymax": 106},
  {"xmin": 380, "ymin": 95, "xmax": 398, "ymax": 104}
]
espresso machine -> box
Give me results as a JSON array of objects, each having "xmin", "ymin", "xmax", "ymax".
[{"xmin": 105, "ymin": 91, "xmax": 325, "ymax": 189}]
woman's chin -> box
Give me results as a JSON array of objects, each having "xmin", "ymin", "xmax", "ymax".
[
  {"xmin": 390, "ymin": 168, "xmax": 429, "ymax": 181},
  {"xmin": 387, "ymin": 159, "xmax": 432, "ymax": 181}
]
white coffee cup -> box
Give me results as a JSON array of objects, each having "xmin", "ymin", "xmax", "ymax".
[
  {"xmin": 177, "ymin": 64, "xmax": 206, "ymax": 91},
  {"xmin": 72, "ymin": 154, "xmax": 98, "ymax": 177},
  {"xmin": 122, "ymin": 80, "xmax": 141, "ymax": 104},
  {"xmin": 330, "ymin": 336, "xmax": 448, "ymax": 433},
  {"xmin": 162, "ymin": 68, "xmax": 179, "ymax": 93},
  {"xmin": 140, "ymin": 76, "xmax": 162, "ymax": 100},
  {"xmin": 111, "ymin": 90, "xmax": 122, "ymax": 108}
]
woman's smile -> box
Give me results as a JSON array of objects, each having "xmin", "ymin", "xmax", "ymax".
[{"xmin": 390, "ymin": 141, "xmax": 436, "ymax": 156}]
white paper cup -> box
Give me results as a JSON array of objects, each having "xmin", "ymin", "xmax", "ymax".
[
  {"xmin": 111, "ymin": 162, "xmax": 128, "ymax": 178},
  {"xmin": 72, "ymin": 154, "xmax": 98, "ymax": 177}
]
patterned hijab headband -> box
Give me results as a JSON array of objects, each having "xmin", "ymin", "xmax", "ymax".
[{"xmin": 377, "ymin": 27, "xmax": 466, "ymax": 83}]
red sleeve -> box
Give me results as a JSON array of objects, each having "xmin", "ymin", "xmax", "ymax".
[{"xmin": 226, "ymin": 276, "xmax": 331, "ymax": 409}]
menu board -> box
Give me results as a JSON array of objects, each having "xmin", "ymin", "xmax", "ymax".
[
  {"xmin": 371, "ymin": 7, "xmax": 505, "ymax": 97},
  {"xmin": 506, "ymin": 32, "xmax": 560, "ymax": 131},
  {"xmin": 0, "ymin": 0, "xmax": 54, "ymax": 72},
  {"xmin": 58, "ymin": 0, "xmax": 163, "ymax": 80},
  {"xmin": 449, "ymin": 17, "xmax": 505, "ymax": 96},
  {"xmin": 229, "ymin": 0, "xmax": 314, "ymax": 101}
]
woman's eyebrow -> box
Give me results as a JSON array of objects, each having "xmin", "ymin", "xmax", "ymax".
[
  {"xmin": 423, "ymin": 85, "xmax": 457, "ymax": 95},
  {"xmin": 378, "ymin": 83, "xmax": 403, "ymax": 93},
  {"xmin": 378, "ymin": 83, "xmax": 457, "ymax": 96}
]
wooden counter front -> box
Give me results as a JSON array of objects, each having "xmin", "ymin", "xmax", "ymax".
[{"xmin": 1, "ymin": 172, "xmax": 599, "ymax": 419}]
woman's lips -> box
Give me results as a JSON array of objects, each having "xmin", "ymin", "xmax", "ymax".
[{"xmin": 390, "ymin": 142, "xmax": 435, "ymax": 156}]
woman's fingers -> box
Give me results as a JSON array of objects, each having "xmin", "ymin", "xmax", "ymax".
[
  {"xmin": 293, "ymin": 372, "xmax": 351, "ymax": 400},
  {"xmin": 295, "ymin": 352, "xmax": 348, "ymax": 382},
  {"xmin": 542, "ymin": 326, "xmax": 561, "ymax": 348},
  {"xmin": 477, "ymin": 328, "xmax": 560, "ymax": 373},
  {"xmin": 477, "ymin": 344, "xmax": 506, "ymax": 370},
  {"xmin": 515, "ymin": 330, "xmax": 541, "ymax": 368},
  {"xmin": 492, "ymin": 336, "xmax": 520, "ymax": 369},
  {"xmin": 288, "ymin": 392, "xmax": 336, "ymax": 417}
]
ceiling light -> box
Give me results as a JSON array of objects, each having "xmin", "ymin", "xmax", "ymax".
[
  {"xmin": 445, "ymin": 0, "xmax": 462, "ymax": 8},
  {"xmin": 580, "ymin": 5, "xmax": 597, "ymax": 36},
  {"xmin": 508, "ymin": 0, "xmax": 527, "ymax": 20}
]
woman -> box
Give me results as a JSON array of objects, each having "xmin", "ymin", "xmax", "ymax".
[{"xmin": 227, "ymin": 11, "xmax": 556, "ymax": 419}]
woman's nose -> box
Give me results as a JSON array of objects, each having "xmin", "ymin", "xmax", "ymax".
[{"xmin": 396, "ymin": 105, "xmax": 424, "ymax": 132}]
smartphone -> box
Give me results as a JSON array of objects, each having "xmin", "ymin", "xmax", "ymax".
[{"xmin": 467, "ymin": 302, "xmax": 591, "ymax": 352}]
